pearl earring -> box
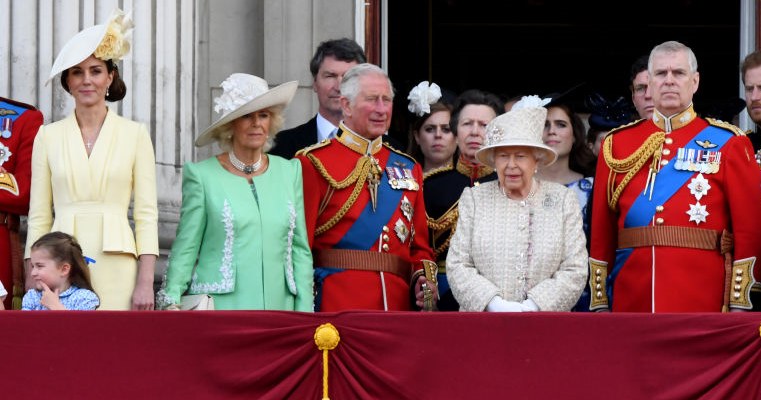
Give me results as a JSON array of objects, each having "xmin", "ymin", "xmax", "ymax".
[{"xmin": 106, "ymin": 88, "xmax": 110, "ymax": 97}]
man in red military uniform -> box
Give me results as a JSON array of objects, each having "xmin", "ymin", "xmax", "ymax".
[
  {"xmin": 589, "ymin": 41, "xmax": 761, "ymax": 312},
  {"xmin": 297, "ymin": 63, "xmax": 437, "ymax": 311},
  {"xmin": 0, "ymin": 97, "xmax": 43, "ymax": 309}
]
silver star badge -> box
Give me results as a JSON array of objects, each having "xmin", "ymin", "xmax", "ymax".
[
  {"xmin": 0, "ymin": 142, "xmax": 11, "ymax": 166},
  {"xmin": 400, "ymin": 196, "xmax": 413, "ymax": 221},
  {"xmin": 686, "ymin": 202, "xmax": 709, "ymax": 225},
  {"xmin": 687, "ymin": 173, "xmax": 710, "ymax": 201},
  {"xmin": 394, "ymin": 219, "xmax": 409, "ymax": 244}
]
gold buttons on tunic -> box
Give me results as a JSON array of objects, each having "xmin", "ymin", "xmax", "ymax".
[
  {"xmin": 662, "ymin": 148, "xmax": 671, "ymax": 156},
  {"xmin": 382, "ymin": 234, "xmax": 389, "ymax": 242},
  {"xmin": 382, "ymin": 244, "xmax": 389, "ymax": 252},
  {"xmin": 382, "ymin": 226, "xmax": 389, "ymax": 233},
  {"xmin": 660, "ymin": 159, "xmax": 669, "ymax": 167},
  {"xmin": 656, "ymin": 205, "xmax": 664, "ymax": 212},
  {"xmin": 665, "ymin": 138, "xmax": 673, "ymax": 145},
  {"xmin": 655, "ymin": 217, "xmax": 664, "ymax": 225}
]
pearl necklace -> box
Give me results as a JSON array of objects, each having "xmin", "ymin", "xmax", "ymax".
[
  {"xmin": 502, "ymin": 179, "xmax": 537, "ymax": 204},
  {"xmin": 228, "ymin": 151, "xmax": 262, "ymax": 174}
]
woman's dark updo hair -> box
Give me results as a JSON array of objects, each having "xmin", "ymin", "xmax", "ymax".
[{"xmin": 60, "ymin": 58, "xmax": 127, "ymax": 102}]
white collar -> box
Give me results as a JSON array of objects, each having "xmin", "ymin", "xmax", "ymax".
[{"xmin": 316, "ymin": 112, "xmax": 338, "ymax": 141}]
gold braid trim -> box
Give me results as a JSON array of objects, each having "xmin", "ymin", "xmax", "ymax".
[
  {"xmin": 423, "ymin": 164, "xmax": 453, "ymax": 180},
  {"xmin": 427, "ymin": 205, "xmax": 459, "ymax": 258},
  {"xmin": 427, "ymin": 203, "xmax": 459, "ymax": 230},
  {"xmin": 306, "ymin": 153, "xmax": 373, "ymax": 236},
  {"xmin": 603, "ymin": 131, "xmax": 665, "ymax": 210},
  {"xmin": 433, "ymin": 228, "xmax": 455, "ymax": 258},
  {"xmin": 306, "ymin": 153, "xmax": 370, "ymax": 189}
]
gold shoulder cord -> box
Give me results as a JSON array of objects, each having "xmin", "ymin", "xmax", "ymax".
[
  {"xmin": 427, "ymin": 204, "xmax": 460, "ymax": 257},
  {"xmin": 602, "ymin": 131, "xmax": 666, "ymax": 210},
  {"xmin": 306, "ymin": 153, "xmax": 373, "ymax": 235}
]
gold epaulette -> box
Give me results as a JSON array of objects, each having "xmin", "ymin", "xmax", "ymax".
[
  {"xmin": 383, "ymin": 142, "xmax": 416, "ymax": 164},
  {"xmin": 423, "ymin": 164, "xmax": 453, "ymax": 180},
  {"xmin": 607, "ymin": 118, "xmax": 646, "ymax": 135},
  {"xmin": 706, "ymin": 118, "xmax": 746, "ymax": 136},
  {"xmin": 294, "ymin": 139, "xmax": 332, "ymax": 157}
]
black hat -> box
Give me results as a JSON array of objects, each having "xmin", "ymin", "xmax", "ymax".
[
  {"xmin": 586, "ymin": 93, "xmax": 633, "ymax": 131},
  {"xmin": 543, "ymin": 82, "xmax": 588, "ymax": 111}
]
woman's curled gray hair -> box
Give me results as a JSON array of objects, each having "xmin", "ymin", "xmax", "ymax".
[{"xmin": 214, "ymin": 106, "xmax": 285, "ymax": 152}]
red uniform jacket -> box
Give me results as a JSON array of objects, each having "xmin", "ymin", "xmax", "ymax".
[
  {"xmin": 297, "ymin": 125, "xmax": 434, "ymax": 311},
  {"xmin": 0, "ymin": 97, "xmax": 43, "ymax": 309},
  {"xmin": 589, "ymin": 106, "xmax": 761, "ymax": 312}
]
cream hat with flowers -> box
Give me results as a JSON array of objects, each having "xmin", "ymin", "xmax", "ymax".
[
  {"xmin": 47, "ymin": 8, "xmax": 133, "ymax": 85},
  {"xmin": 475, "ymin": 95, "xmax": 557, "ymax": 168},
  {"xmin": 195, "ymin": 73, "xmax": 298, "ymax": 147}
]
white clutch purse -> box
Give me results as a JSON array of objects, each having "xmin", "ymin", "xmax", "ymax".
[{"xmin": 180, "ymin": 294, "xmax": 215, "ymax": 311}]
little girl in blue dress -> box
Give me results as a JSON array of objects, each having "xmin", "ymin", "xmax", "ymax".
[{"xmin": 22, "ymin": 232, "xmax": 99, "ymax": 310}]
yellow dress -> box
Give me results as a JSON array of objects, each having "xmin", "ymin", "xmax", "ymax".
[{"xmin": 26, "ymin": 109, "xmax": 159, "ymax": 310}]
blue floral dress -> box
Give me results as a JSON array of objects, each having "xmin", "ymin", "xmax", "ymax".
[{"xmin": 22, "ymin": 285, "xmax": 100, "ymax": 310}]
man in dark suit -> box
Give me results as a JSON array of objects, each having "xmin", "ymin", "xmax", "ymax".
[
  {"xmin": 270, "ymin": 38, "xmax": 366, "ymax": 159},
  {"xmin": 741, "ymin": 50, "xmax": 761, "ymax": 152}
]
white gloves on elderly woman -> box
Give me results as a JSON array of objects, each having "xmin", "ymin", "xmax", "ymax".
[{"xmin": 486, "ymin": 296, "xmax": 539, "ymax": 312}]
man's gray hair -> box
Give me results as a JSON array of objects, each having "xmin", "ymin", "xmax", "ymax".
[
  {"xmin": 648, "ymin": 40, "xmax": 698, "ymax": 74},
  {"xmin": 340, "ymin": 63, "xmax": 395, "ymax": 105}
]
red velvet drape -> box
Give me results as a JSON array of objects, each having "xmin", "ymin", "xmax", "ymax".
[{"xmin": 2, "ymin": 311, "xmax": 760, "ymax": 399}]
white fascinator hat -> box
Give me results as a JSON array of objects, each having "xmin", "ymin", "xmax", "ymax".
[
  {"xmin": 407, "ymin": 81, "xmax": 442, "ymax": 116},
  {"xmin": 195, "ymin": 73, "xmax": 298, "ymax": 147},
  {"xmin": 475, "ymin": 95, "xmax": 557, "ymax": 168},
  {"xmin": 48, "ymin": 8, "xmax": 134, "ymax": 85}
]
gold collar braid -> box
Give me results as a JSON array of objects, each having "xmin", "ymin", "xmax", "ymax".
[
  {"xmin": 305, "ymin": 153, "xmax": 381, "ymax": 235},
  {"xmin": 602, "ymin": 131, "xmax": 666, "ymax": 210}
]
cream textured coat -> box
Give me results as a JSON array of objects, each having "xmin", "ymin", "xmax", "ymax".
[
  {"xmin": 447, "ymin": 180, "xmax": 588, "ymax": 311},
  {"xmin": 26, "ymin": 109, "xmax": 159, "ymax": 309}
]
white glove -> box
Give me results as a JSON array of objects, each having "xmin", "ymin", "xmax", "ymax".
[
  {"xmin": 486, "ymin": 297, "xmax": 539, "ymax": 312},
  {"xmin": 486, "ymin": 296, "xmax": 523, "ymax": 312},
  {"xmin": 519, "ymin": 298, "xmax": 539, "ymax": 312}
]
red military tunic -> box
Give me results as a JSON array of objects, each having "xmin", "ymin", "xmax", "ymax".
[
  {"xmin": 589, "ymin": 105, "xmax": 761, "ymax": 312},
  {"xmin": 297, "ymin": 124, "xmax": 434, "ymax": 311},
  {"xmin": 0, "ymin": 98, "xmax": 43, "ymax": 309}
]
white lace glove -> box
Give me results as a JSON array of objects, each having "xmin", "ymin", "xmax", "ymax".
[{"xmin": 486, "ymin": 296, "xmax": 539, "ymax": 312}]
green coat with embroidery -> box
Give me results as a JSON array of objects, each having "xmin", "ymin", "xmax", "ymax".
[{"xmin": 157, "ymin": 155, "xmax": 313, "ymax": 311}]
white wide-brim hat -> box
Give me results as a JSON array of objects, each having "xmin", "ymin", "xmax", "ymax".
[
  {"xmin": 195, "ymin": 73, "xmax": 298, "ymax": 147},
  {"xmin": 475, "ymin": 95, "xmax": 557, "ymax": 168},
  {"xmin": 48, "ymin": 8, "xmax": 133, "ymax": 85}
]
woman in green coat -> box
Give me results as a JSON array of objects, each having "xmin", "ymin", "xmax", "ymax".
[{"xmin": 157, "ymin": 73, "xmax": 313, "ymax": 311}]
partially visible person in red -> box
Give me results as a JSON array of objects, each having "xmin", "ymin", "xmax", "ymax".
[
  {"xmin": 297, "ymin": 63, "xmax": 437, "ymax": 311},
  {"xmin": 589, "ymin": 41, "xmax": 761, "ymax": 312},
  {"xmin": 0, "ymin": 97, "xmax": 43, "ymax": 309}
]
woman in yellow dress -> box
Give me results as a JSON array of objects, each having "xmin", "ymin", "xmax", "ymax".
[{"xmin": 25, "ymin": 9, "xmax": 158, "ymax": 310}]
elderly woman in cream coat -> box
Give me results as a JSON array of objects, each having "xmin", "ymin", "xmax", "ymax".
[{"xmin": 447, "ymin": 96, "xmax": 588, "ymax": 312}]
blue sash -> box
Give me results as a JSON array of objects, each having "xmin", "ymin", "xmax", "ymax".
[
  {"xmin": 608, "ymin": 125, "xmax": 731, "ymax": 306},
  {"xmin": 334, "ymin": 151, "xmax": 408, "ymax": 250},
  {"xmin": 0, "ymin": 101, "xmax": 28, "ymax": 123},
  {"xmin": 313, "ymin": 151, "xmax": 413, "ymax": 311}
]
